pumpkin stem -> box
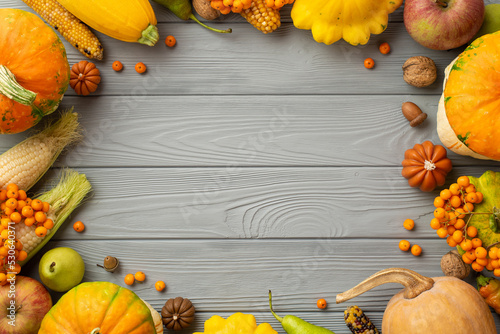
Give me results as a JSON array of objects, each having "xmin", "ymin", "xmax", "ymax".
[
  {"xmin": 336, "ymin": 268, "xmax": 435, "ymax": 303},
  {"xmin": 138, "ymin": 24, "xmax": 160, "ymax": 46},
  {"xmin": 90, "ymin": 328, "xmax": 101, "ymax": 334},
  {"xmin": 0, "ymin": 65, "xmax": 37, "ymax": 106},
  {"xmin": 424, "ymin": 160, "xmax": 436, "ymax": 171}
]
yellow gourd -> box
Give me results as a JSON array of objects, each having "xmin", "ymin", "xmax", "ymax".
[{"xmin": 55, "ymin": 0, "xmax": 159, "ymax": 46}]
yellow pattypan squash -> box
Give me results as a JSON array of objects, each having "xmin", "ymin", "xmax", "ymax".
[
  {"xmin": 194, "ymin": 313, "xmax": 278, "ymax": 334},
  {"xmin": 291, "ymin": 0, "xmax": 403, "ymax": 46}
]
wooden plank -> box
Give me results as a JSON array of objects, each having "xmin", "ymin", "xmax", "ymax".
[
  {"xmin": 3, "ymin": 95, "xmax": 497, "ymax": 168},
  {"xmin": 22, "ymin": 166, "xmax": 497, "ymax": 240},
  {"xmin": 20, "ymin": 238, "xmax": 453, "ymax": 314}
]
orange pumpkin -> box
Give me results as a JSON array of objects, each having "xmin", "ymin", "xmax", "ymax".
[
  {"xmin": 437, "ymin": 31, "xmax": 500, "ymax": 161},
  {"xmin": 401, "ymin": 141, "xmax": 453, "ymax": 192},
  {"xmin": 337, "ymin": 268, "xmax": 496, "ymax": 334},
  {"xmin": 0, "ymin": 9, "xmax": 70, "ymax": 134},
  {"xmin": 38, "ymin": 282, "xmax": 157, "ymax": 334}
]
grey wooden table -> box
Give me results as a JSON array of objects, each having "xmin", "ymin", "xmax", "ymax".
[{"xmin": 2, "ymin": 1, "xmax": 500, "ymax": 333}]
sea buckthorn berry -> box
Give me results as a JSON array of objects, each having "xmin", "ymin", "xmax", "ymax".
[
  {"xmin": 462, "ymin": 253, "xmax": 473, "ymax": 264},
  {"xmin": 446, "ymin": 225, "xmax": 456, "ymax": 236},
  {"xmin": 34, "ymin": 211, "xmax": 47, "ymax": 223},
  {"xmin": 466, "ymin": 226, "xmax": 477, "ymax": 238},
  {"xmin": 447, "ymin": 212, "xmax": 457, "ymax": 225},
  {"xmin": 42, "ymin": 202, "xmax": 50, "ymax": 213},
  {"xmin": 465, "ymin": 250, "xmax": 477, "ymax": 261},
  {"xmin": 9, "ymin": 212, "xmax": 21, "ymax": 224},
  {"xmin": 6, "ymin": 184, "xmax": 18, "ymax": 192},
  {"xmin": 364, "ymin": 58, "xmax": 375, "ymax": 69},
  {"xmin": 475, "ymin": 246, "xmax": 487, "ymax": 259},
  {"xmin": 165, "ymin": 35, "xmax": 176, "ymax": 47},
  {"xmin": 16, "ymin": 200, "xmax": 26, "ymax": 211},
  {"xmin": 486, "ymin": 261, "xmax": 495, "ymax": 272},
  {"xmin": 3, "ymin": 207, "xmax": 13, "ymax": 216},
  {"xmin": 457, "ymin": 176, "xmax": 470, "ymax": 188},
  {"xmin": 433, "ymin": 197, "xmax": 445, "ymax": 208},
  {"xmin": 35, "ymin": 226, "xmax": 47, "ymax": 238},
  {"xmin": 454, "ymin": 218, "xmax": 466, "ymax": 230},
  {"xmin": 73, "ymin": 221, "xmax": 85, "ymax": 233},
  {"xmin": 460, "ymin": 239, "xmax": 473, "ymax": 251},
  {"xmin": 430, "ymin": 218, "xmax": 441, "ymax": 230},
  {"xmin": 124, "ymin": 274, "xmax": 135, "ymax": 285},
  {"xmin": 449, "ymin": 183, "xmax": 460, "ymax": 195},
  {"xmin": 476, "ymin": 257, "xmax": 489, "ymax": 267},
  {"xmin": 465, "ymin": 192, "xmax": 477, "ymax": 203},
  {"xmin": 1, "ymin": 218, "xmax": 10, "ymax": 229},
  {"xmin": 411, "ymin": 244, "xmax": 422, "ymax": 256},
  {"xmin": 403, "ymin": 219, "xmax": 415, "ymax": 230},
  {"xmin": 134, "ymin": 271, "xmax": 146, "ymax": 282},
  {"xmin": 446, "ymin": 236, "xmax": 458, "ymax": 247},
  {"xmin": 455, "ymin": 208, "xmax": 466, "ymax": 219},
  {"xmin": 471, "ymin": 261, "xmax": 484, "ymax": 272},
  {"xmin": 439, "ymin": 189, "xmax": 452, "ymax": 200},
  {"xmin": 21, "ymin": 206, "xmax": 34, "ymax": 218},
  {"xmin": 449, "ymin": 195, "xmax": 462, "ymax": 208},
  {"xmin": 6, "ymin": 189, "xmax": 18, "ymax": 199},
  {"xmin": 0, "ymin": 189, "xmax": 6, "ymax": 201},
  {"xmin": 436, "ymin": 227, "xmax": 448, "ymax": 238},
  {"xmin": 489, "ymin": 247, "xmax": 499, "ymax": 260},
  {"xmin": 475, "ymin": 192, "xmax": 483, "ymax": 203},
  {"xmin": 17, "ymin": 250, "xmax": 27, "ymax": 262},
  {"xmin": 379, "ymin": 42, "xmax": 390, "ymax": 54},
  {"xmin": 24, "ymin": 217, "xmax": 35, "ymax": 227},
  {"xmin": 43, "ymin": 219, "xmax": 54, "ymax": 230},
  {"xmin": 155, "ymin": 280, "xmax": 166, "ymax": 292},
  {"xmin": 5, "ymin": 198, "xmax": 17, "ymax": 210},
  {"xmin": 434, "ymin": 207, "xmax": 446, "ymax": 219},
  {"xmin": 465, "ymin": 184, "xmax": 476, "ymax": 193},
  {"xmin": 399, "ymin": 240, "xmax": 410, "ymax": 251},
  {"xmin": 31, "ymin": 199, "xmax": 43, "ymax": 211},
  {"xmin": 471, "ymin": 237, "xmax": 482, "ymax": 248},
  {"xmin": 112, "ymin": 61, "xmax": 123, "ymax": 71},
  {"xmin": 316, "ymin": 298, "xmax": 327, "ymax": 309},
  {"xmin": 492, "ymin": 259, "xmax": 500, "ymax": 269},
  {"xmin": 135, "ymin": 62, "xmax": 147, "ymax": 74},
  {"xmin": 17, "ymin": 190, "xmax": 27, "ymax": 201},
  {"xmin": 494, "ymin": 268, "xmax": 500, "ymax": 277},
  {"xmin": 452, "ymin": 230, "xmax": 464, "ymax": 243}
]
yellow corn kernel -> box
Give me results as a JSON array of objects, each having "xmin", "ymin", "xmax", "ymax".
[
  {"xmin": 240, "ymin": 0, "xmax": 281, "ymax": 34},
  {"xmin": 0, "ymin": 111, "xmax": 81, "ymax": 191},
  {"xmin": 22, "ymin": 0, "xmax": 103, "ymax": 60}
]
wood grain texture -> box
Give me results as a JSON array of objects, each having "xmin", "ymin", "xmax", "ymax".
[
  {"xmin": 3, "ymin": 96, "xmax": 498, "ymax": 168},
  {"xmin": 24, "ymin": 166, "xmax": 498, "ymax": 240}
]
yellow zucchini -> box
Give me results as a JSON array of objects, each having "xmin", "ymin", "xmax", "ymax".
[{"xmin": 55, "ymin": 0, "xmax": 159, "ymax": 46}]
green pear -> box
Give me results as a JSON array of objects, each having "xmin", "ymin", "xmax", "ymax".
[
  {"xmin": 474, "ymin": 4, "xmax": 500, "ymax": 39},
  {"xmin": 269, "ymin": 291, "xmax": 335, "ymax": 334},
  {"xmin": 39, "ymin": 247, "xmax": 85, "ymax": 292}
]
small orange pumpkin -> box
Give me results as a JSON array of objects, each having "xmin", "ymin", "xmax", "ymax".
[
  {"xmin": 337, "ymin": 268, "xmax": 496, "ymax": 334},
  {"xmin": 69, "ymin": 61, "xmax": 101, "ymax": 96},
  {"xmin": 0, "ymin": 9, "xmax": 70, "ymax": 134},
  {"xmin": 38, "ymin": 281, "xmax": 157, "ymax": 334},
  {"xmin": 401, "ymin": 141, "xmax": 452, "ymax": 192}
]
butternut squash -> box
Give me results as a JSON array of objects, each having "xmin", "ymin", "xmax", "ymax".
[{"xmin": 55, "ymin": 0, "xmax": 159, "ymax": 46}]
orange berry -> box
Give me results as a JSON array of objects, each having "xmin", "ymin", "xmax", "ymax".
[
  {"xmin": 155, "ymin": 280, "xmax": 166, "ymax": 292},
  {"xmin": 430, "ymin": 218, "xmax": 441, "ymax": 230},
  {"xmin": 494, "ymin": 268, "xmax": 500, "ymax": 277},
  {"xmin": 112, "ymin": 60, "xmax": 123, "ymax": 71},
  {"xmin": 476, "ymin": 257, "xmax": 489, "ymax": 267},
  {"xmin": 134, "ymin": 271, "xmax": 146, "ymax": 282},
  {"xmin": 452, "ymin": 230, "xmax": 464, "ymax": 243},
  {"xmin": 411, "ymin": 244, "xmax": 422, "ymax": 256},
  {"xmin": 460, "ymin": 239, "xmax": 473, "ymax": 252},
  {"xmin": 43, "ymin": 219, "xmax": 54, "ymax": 230},
  {"xmin": 35, "ymin": 226, "xmax": 47, "ymax": 238},
  {"xmin": 6, "ymin": 189, "xmax": 18, "ymax": 199},
  {"xmin": 17, "ymin": 190, "xmax": 27, "ymax": 201},
  {"xmin": 31, "ymin": 199, "xmax": 43, "ymax": 211},
  {"xmin": 455, "ymin": 208, "xmax": 466, "ymax": 219},
  {"xmin": 439, "ymin": 189, "xmax": 452, "ymax": 200},
  {"xmin": 475, "ymin": 191, "xmax": 483, "ymax": 203},
  {"xmin": 135, "ymin": 62, "xmax": 147, "ymax": 74},
  {"xmin": 449, "ymin": 195, "xmax": 462, "ymax": 208},
  {"xmin": 73, "ymin": 221, "xmax": 85, "ymax": 233},
  {"xmin": 434, "ymin": 207, "xmax": 446, "ymax": 219},
  {"xmin": 471, "ymin": 261, "xmax": 484, "ymax": 272},
  {"xmin": 9, "ymin": 212, "xmax": 21, "ymax": 223},
  {"xmin": 364, "ymin": 58, "xmax": 375, "ymax": 69},
  {"xmin": 463, "ymin": 202, "xmax": 474, "ymax": 213},
  {"xmin": 403, "ymin": 219, "xmax": 415, "ymax": 231},
  {"xmin": 0, "ymin": 189, "xmax": 6, "ymax": 201},
  {"xmin": 471, "ymin": 237, "xmax": 482, "ymax": 248},
  {"xmin": 489, "ymin": 247, "xmax": 499, "ymax": 260},
  {"xmin": 34, "ymin": 211, "xmax": 47, "ymax": 223},
  {"xmin": 399, "ymin": 240, "xmax": 410, "ymax": 251},
  {"xmin": 457, "ymin": 176, "xmax": 470, "ymax": 188},
  {"xmin": 462, "ymin": 253, "xmax": 473, "ymax": 264},
  {"xmin": 316, "ymin": 298, "xmax": 327, "ymax": 309},
  {"xmin": 449, "ymin": 183, "xmax": 460, "ymax": 195},
  {"xmin": 124, "ymin": 274, "xmax": 135, "ymax": 285},
  {"xmin": 454, "ymin": 218, "xmax": 466, "ymax": 230},
  {"xmin": 379, "ymin": 42, "xmax": 390, "ymax": 54},
  {"xmin": 492, "ymin": 259, "xmax": 500, "ymax": 269},
  {"xmin": 475, "ymin": 246, "xmax": 487, "ymax": 259},
  {"xmin": 21, "ymin": 206, "xmax": 33, "ymax": 218},
  {"xmin": 436, "ymin": 227, "xmax": 448, "ymax": 238},
  {"xmin": 5, "ymin": 198, "xmax": 17, "ymax": 210},
  {"xmin": 465, "ymin": 184, "xmax": 476, "ymax": 193},
  {"xmin": 42, "ymin": 202, "xmax": 50, "ymax": 213},
  {"xmin": 6, "ymin": 184, "xmax": 18, "ymax": 192},
  {"xmin": 17, "ymin": 250, "xmax": 27, "ymax": 262},
  {"xmin": 446, "ymin": 225, "xmax": 456, "ymax": 236},
  {"xmin": 24, "ymin": 217, "xmax": 35, "ymax": 227},
  {"xmin": 433, "ymin": 197, "xmax": 445, "ymax": 208},
  {"xmin": 446, "ymin": 236, "xmax": 458, "ymax": 247},
  {"xmin": 165, "ymin": 35, "xmax": 176, "ymax": 47},
  {"xmin": 466, "ymin": 226, "xmax": 477, "ymax": 238},
  {"xmin": 465, "ymin": 250, "xmax": 476, "ymax": 261}
]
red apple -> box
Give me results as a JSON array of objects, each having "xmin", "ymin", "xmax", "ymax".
[
  {"xmin": 404, "ymin": 0, "xmax": 485, "ymax": 50},
  {"xmin": 0, "ymin": 276, "xmax": 52, "ymax": 333}
]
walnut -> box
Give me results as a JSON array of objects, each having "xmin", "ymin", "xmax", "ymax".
[
  {"xmin": 441, "ymin": 250, "xmax": 470, "ymax": 279},
  {"xmin": 402, "ymin": 56, "xmax": 437, "ymax": 88}
]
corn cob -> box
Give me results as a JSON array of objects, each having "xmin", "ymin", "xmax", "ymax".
[
  {"xmin": 344, "ymin": 306, "xmax": 380, "ymax": 334},
  {"xmin": 22, "ymin": 0, "xmax": 103, "ymax": 60},
  {"xmin": 1, "ymin": 169, "xmax": 92, "ymax": 275},
  {"xmin": 0, "ymin": 110, "xmax": 82, "ymax": 192},
  {"xmin": 240, "ymin": 0, "xmax": 281, "ymax": 34}
]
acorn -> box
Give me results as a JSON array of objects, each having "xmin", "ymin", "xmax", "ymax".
[{"xmin": 96, "ymin": 256, "xmax": 119, "ymax": 272}]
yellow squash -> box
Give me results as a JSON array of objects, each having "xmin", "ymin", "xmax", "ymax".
[
  {"xmin": 291, "ymin": 0, "xmax": 403, "ymax": 46},
  {"xmin": 55, "ymin": 0, "xmax": 159, "ymax": 45}
]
